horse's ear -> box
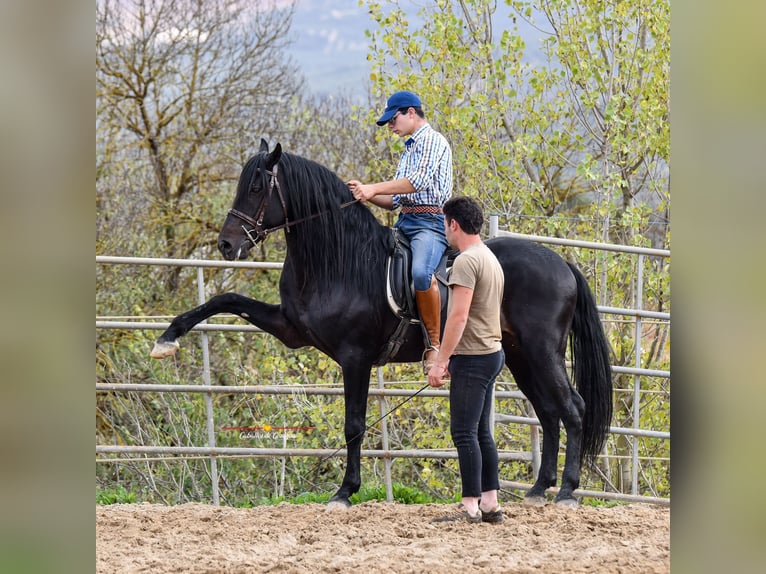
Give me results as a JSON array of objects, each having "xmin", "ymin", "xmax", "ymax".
[
  {"xmin": 259, "ymin": 138, "xmax": 269, "ymax": 153},
  {"xmin": 266, "ymin": 143, "xmax": 282, "ymax": 168}
]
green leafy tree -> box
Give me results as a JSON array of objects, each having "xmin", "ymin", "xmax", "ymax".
[
  {"xmin": 365, "ymin": 0, "xmax": 668, "ymax": 237},
  {"xmin": 364, "ymin": 0, "xmax": 669, "ymax": 496}
]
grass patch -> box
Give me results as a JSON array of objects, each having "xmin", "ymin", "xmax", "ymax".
[
  {"xmin": 243, "ymin": 483, "xmax": 440, "ymax": 507},
  {"xmin": 581, "ymin": 497, "xmax": 626, "ymax": 508},
  {"xmin": 97, "ymin": 485, "xmax": 137, "ymax": 505},
  {"xmin": 350, "ymin": 483, "xmax": 437, "ymax": 505}
]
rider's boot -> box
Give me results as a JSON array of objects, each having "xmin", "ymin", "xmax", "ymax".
[{"xmin": 415, "ymin": 276, "xmax": 441, "ymax": 373}]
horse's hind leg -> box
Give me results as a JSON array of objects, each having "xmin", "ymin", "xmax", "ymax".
[
  {"xmin": 503, "ymin": 349, "xmax": 558, "ymax": 505},
  {"xmin": 506, "ymin": 344, "xmax": 584, "ymax": 506},
  {"xmin": 555, "ymin": 387, "xmax": 586, "ymax": 506},
  {"xmin": 530, "ymin": 359, "xmax": 586, "ymax": 506},
  {"xmin": 527, "ymin": 407, "xmax": 562, "ymax": 505}
]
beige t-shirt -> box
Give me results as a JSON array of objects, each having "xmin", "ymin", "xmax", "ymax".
[{"xmin": 447, "ymin": 242, "xmax": 504, "ymax": 355}]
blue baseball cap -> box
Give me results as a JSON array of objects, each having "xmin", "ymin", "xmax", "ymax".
[{"xmin": 376, "ymin": 90, "xmax": 422, "ymax": 126}]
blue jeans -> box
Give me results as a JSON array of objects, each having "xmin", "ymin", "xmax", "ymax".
[
  {"xmin": 448, "ymin": 350, "xmax": 506, "ymax": 498},
  {"xmin": 394, "ymin": 213, "xmax": 449, "ymax": 291}
]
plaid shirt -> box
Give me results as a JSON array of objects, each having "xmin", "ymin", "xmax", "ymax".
[{"xmin": 392, "ymin": 123, "xmax": 453, "ymax": 209}]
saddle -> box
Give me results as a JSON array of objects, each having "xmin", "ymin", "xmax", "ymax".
[{"xmin": 375, "ymin": 229, "xmax": 457, "ymax": 366}]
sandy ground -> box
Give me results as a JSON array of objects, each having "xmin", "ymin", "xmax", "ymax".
[{"xmin": 96, "ymin": 501, "xmax": 669, "ymax": 573}]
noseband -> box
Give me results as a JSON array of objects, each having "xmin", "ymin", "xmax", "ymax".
[{"xmin": 227, "ymin": 162, "xmax": 358, "ymax": 245}]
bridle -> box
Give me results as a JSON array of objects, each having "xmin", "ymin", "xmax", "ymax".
[
  {"xmin": 227, "ymin": 164, "xmax": 289, "ymax": 245},
  {"xmin": 227, "ymin": 163, "xmax": 358, "ymax": 246}
]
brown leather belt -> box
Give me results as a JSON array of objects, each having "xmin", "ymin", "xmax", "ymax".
[{"xmin": 400, "ymin": 205, "xmax": 442, "ymax": 214}]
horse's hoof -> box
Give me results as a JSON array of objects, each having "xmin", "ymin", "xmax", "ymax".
[
  {"xmin": 325, "ymin": 500, "xmax": 351, "ymax": 512},
  {"xmin": 522, "ymin": 495, "xmax": 548, "ymax": 507},
  {"xmin": 554, "ymin": 497, "xmax": 579, "ymax": 509},
  {"xmin": 150, "ymin": 340, "xmax": 179, "ymax": 359}
]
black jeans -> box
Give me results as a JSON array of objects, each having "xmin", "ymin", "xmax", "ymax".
[{"xmin": 448, "ymin": 350, "xmax": 505, "ymax": 498}]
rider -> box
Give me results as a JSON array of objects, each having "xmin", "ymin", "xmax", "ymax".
[{"xmin": 347, "ymin": 90, "xmax": 453, "ymax": 369}]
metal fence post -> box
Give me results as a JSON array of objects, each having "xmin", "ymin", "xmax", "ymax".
[
  {"xmin": 489, "ymin": 384, "xmax": 496, "ymax": 440},
  {"xmin": 377, "ymin": 367, "xmax": 393, "ymax": 502},
  {"xmin": 197, "ymin": 267, "xmax": 220, "ymax": 505},
  {"xmin": 631, "ymin": 255, "xmax": 645, "ymax": 496},
  {"xmin": 489, "ymin": 215, "xmax": 498, "ymax": 239},
  {"xmin": 488, "ymin": 215, "xmax": 499, "ymax": 442},
  {"xmin": 526, "ymin": 401, "xmax": 541, "ymax": 480}
]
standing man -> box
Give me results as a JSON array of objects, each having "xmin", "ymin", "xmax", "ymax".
[
  {"xmin": 428, "ymin": 197, "xmax": 506, "ymax": 524},
  {"xmin": 347, "ymin": 90, "xmax": 452, "ymax": 370}
]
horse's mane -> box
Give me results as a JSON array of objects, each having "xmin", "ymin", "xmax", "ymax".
[{"xmin": 246, "ymin": 151, "xmax": 389, "ymax": 297}]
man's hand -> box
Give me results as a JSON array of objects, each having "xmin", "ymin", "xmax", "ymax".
[{"xmin": 427, "ymin": 362, "xmax": 450, "ymax": 388}]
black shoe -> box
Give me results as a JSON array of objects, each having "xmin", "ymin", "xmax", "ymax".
[{"xmin": 479, "ymin": 506, "xmax": 504, "ymax": 524}]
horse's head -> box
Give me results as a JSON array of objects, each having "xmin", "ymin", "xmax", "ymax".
[{"xmin": 218, "ymin": 139, "xmax": 287, "ymax": 260}]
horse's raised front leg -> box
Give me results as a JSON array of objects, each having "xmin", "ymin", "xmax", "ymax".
[
  {"xmin": 150, "ymin": 292, "xmax": 308, "ymax": 358},
  {"xmin": 327, "ymin": 361, "xmax": 373, "ymax": 509}
]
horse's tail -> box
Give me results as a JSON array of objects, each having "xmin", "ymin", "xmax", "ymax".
[{"xmin": 567, "ymin": 262, "xmax": 613, "ymax": 462}]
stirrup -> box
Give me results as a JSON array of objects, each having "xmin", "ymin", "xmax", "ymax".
[{"xmin": 422, "ymin": 345, "xmax": 440, "ymax": 373}]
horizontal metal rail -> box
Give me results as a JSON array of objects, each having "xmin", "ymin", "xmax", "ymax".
[
  {"xmin": 96, "ymin": 320, "xmax": 263, "ymax": 332},
  {"xmin": 96, "ymin": 445, "xmax": 532, "ymax": 462},
  {"xmin": 99, "ymin": 313, "xmax": 669, "ymax": 332},
  {"xmin": 494, "ymin": 414, "xmax": 670, "ymax": 439},
  {"xmin": 96, "ymin": 255, "xmax": 283, "ymax": 270},
  {"xmin": 599, "ymin": 305, "xmax": 670, "ymax": 320},
  {"xmin": 499, "ymin": 480, "xmax": 670, "ymax": 506},
  {"xmin": 95, "ymin": 382, "xmax": 525, "ymax": 400},
  {"xmin": 493, "ymin": 230, "xmax": 671, "ymax": 258},
  {"xmin": 611, "ymin": 365, "xmax": 670, "ymax": 378}
]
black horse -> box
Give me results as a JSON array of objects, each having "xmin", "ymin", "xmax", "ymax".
[{"xmin": 151, "ymin": 140, "xmax": 613, "ymax": 508}]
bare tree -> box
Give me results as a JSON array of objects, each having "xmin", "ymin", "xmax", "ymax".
[{"xmin": 97, "ymin": 0, "xmax": 304, "ymax": 291}]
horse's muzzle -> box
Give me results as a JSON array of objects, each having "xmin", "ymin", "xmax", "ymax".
[{"xmin": 217, "ymin": 238, "xmax": 250, "ymax": 261}]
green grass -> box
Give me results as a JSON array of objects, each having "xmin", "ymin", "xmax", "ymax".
[
  {"xmin": 241, "ymin": 483, "xmax": 441, "ymax": 507},
  {"xmin": 350, "ymin": 483, "xmax": 437, "ymax": 505},
  {"xmin": 97, "ymin": 483, "xmax": 446, "ymax": 507},
  {"xmin": 97, "ymin": 485, "xmax": 137, "ymax": 505},
  {"xmin": 581, "ymin": 497, "xmax": 626, "ymax": 508}
]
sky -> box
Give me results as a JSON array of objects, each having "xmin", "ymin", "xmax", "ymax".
[
  {"xmin": 286, "ymin": 0, "xmax": 390, "ymax": 96},
  {"xmin": 286, "ymin": 0, "xmax": 547, "ymax": 97}
]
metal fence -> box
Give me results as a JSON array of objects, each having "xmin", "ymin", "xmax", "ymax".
[{"xmin": 96, "ymin": 220, "xmax": 670, "ymax": 506}]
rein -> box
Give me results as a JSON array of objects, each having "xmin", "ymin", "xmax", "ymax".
[
  {"xmin": 318, "ymin": 383, "xmax": 431, "ymax": 465},
  {"xmin": 227, "ymin": 163, "xmax": 359, "ymax": 244}
]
